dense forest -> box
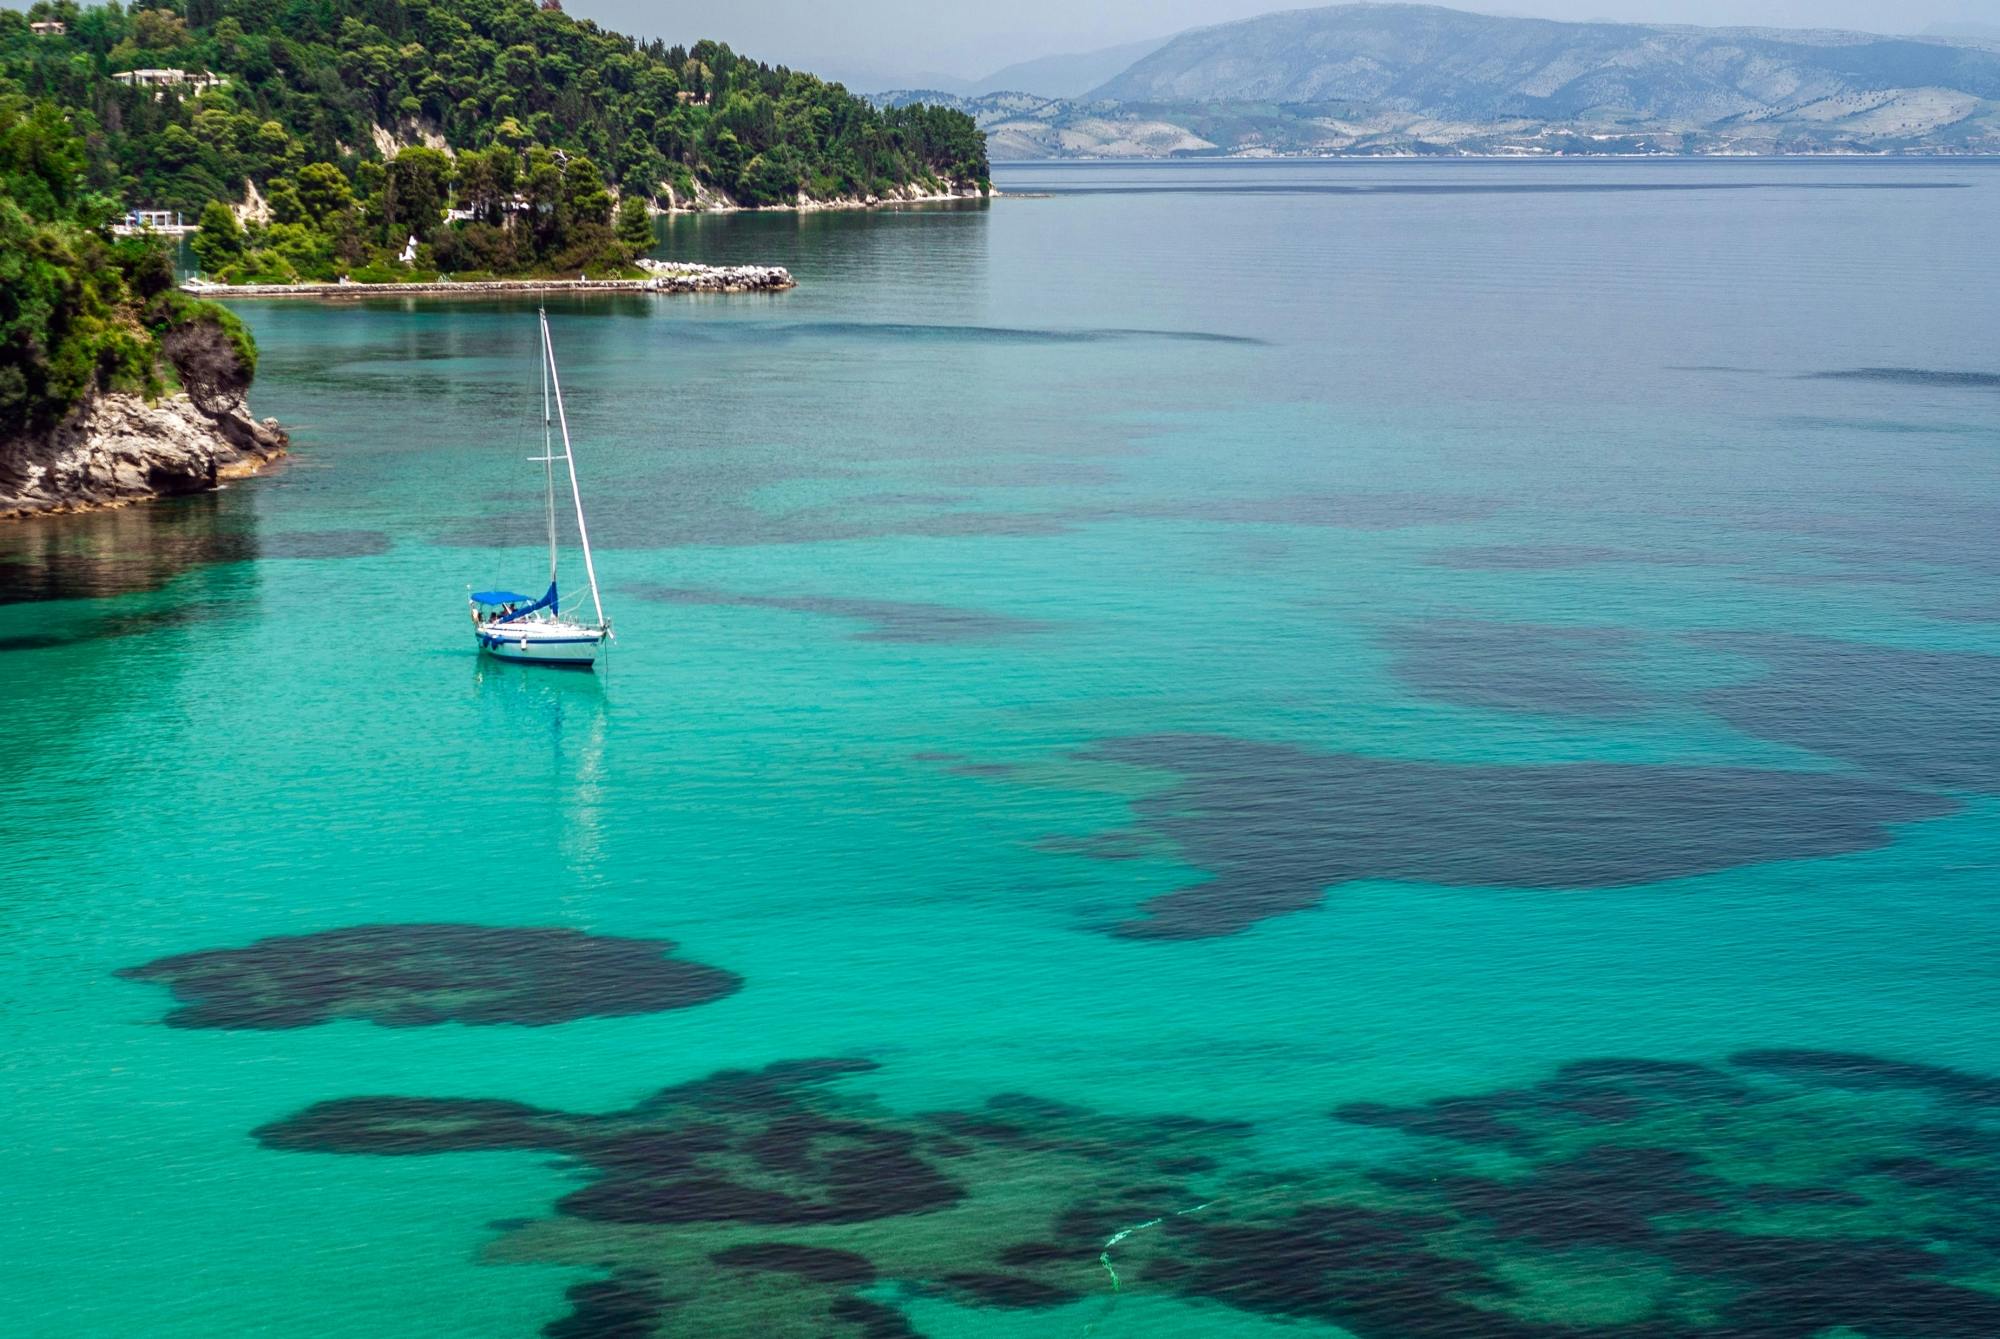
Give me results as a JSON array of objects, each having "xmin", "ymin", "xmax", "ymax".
[
  {"xmin": 0, "ymin": 93, "xmax": 255, "ymax": 435},
  {"xmin": 0, "ymin": 0, "xmax": 988, "ymax": 282}
]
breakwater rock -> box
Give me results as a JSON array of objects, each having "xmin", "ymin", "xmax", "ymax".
[
  {"xmin": 182, "ymin": 262, "xmax": 794, "ymax": 301},
  {"xmin": 1, "ymin": 390, "xmax": 286, "ymax": 520},
  {"xmin": 634, "ymin": 260, "xmax": 796, "ymax": 292}
]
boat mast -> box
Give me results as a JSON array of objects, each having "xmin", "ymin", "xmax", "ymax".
[
  {"xmin": 540, "ymin": 311, "xmax": 605, "ymax": 626},
  {"xmin": 540, "ymin": 313, "xmax": 559, "ymax": 590}
]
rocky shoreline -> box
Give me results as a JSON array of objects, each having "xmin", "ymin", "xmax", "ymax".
[
  {"xmin": 0, "ymin": 390, "xmax": 287, "ymax": 520},
  {"xmin": 180, "ymin": 261, "xmax": 795, "ymax": 301},
  {"xmin": 656, "ymin": 178, "xmax": 990, "ymax": 214}
]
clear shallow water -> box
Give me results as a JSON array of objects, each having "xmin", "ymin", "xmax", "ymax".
[{"xmin": 3, "ymin": 158, "xmax": 1999, "ymax": 1337}]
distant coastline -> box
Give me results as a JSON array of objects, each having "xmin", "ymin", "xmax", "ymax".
[
  {"xmin": 878, "ymin": 6, "xmax": 2000, "ymax": 162},
  {"xmin": 991, "ymin": 152, "xmax": 2000, "ymax": 163}
]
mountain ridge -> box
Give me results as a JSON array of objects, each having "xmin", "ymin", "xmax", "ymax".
[
  {"xmin": 881, "ymin": 4, "xmax": 2000, "ymax": 159},
  {"xmin": 970, "ymin": 36, "xmax": 1171, "ymax": 99},
  {"xmin": 1083, "ymin": 4, "xmax": 2000, "ymax": 122}
]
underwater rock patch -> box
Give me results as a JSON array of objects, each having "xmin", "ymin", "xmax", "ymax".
[
  {"xmin": 120, "ymin": 924, "xmax": 741, "ymax": 1029},
  {"xmin": 742, "ymin": 321, "xmax": 1267, "ymax": 347},
  {"xmin": 710, "ymin": 1242, "xmax": 877, "ymax": 1284},
  {"xmin": 1052, "ymin": 734, "xmax": 1955, "ymax": 938},
  {"xmin": 257, "ymin": 529, "xmax": 394, "ymax": 559},
  {"xmin": 445, "ymin": 471, "xmax": 1074, "ymax": 551},
  {"xmin": 630, "ymin": 587, "xmax": 1051, "ymax": 643},
  {"xmin": 1383, "ymin": 619, "xmax": 1648, "ymax": 716},
  {"xmin": 1096, "ymin": 492, "xmax": 1497, "ymax": 531},
  {"xmin": 913, "ymin": 752, "xmax": 1019, "ymax": 779},
  {"xmin": 251, "ymin": 1048, "xmax": 2000, "ymax": 1337},
  {"xmin": 1179, "ymin": 1049, "xmax": 2000, "ymax": 1339},
  {"xmin": 1762, "ymin": 498, "xmax": 2000, "ymax": 580},
  {"xmin": 1424, "ymin": 542, "xmax": 1706, "ymax": 571},
  {"xmin": 1804, "ymin": 367, "xmax": 2000, "ymax": 390},
  {"xmin": 257, "ymin": 1058, "xmax": 1251, "ymax": 1338},
  {"xmin": 1700, "ymin": 633, "xmax": 2000, "ymax": 791}
]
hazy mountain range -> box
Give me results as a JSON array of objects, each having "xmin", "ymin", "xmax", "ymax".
[
  {"xmin": 874, "ymin": 3, "xmax": 2000, "ymax": 158},
  {"xmin": 972, "ymin": 36, "xmax": 1171, "ymax": 100}
]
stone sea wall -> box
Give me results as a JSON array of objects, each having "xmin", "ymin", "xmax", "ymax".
[{"xmin": 0, "ymin": 390, "xmax": 287, "ymax": 520}]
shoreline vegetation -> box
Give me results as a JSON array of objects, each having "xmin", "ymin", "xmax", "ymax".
[
  {"xmin": 2, "ymin": 0, "xmax": 991, "ymax": 288},
  {"xmin": 1, "ymin": 97, "xmax": 284, "ymax": 520}
]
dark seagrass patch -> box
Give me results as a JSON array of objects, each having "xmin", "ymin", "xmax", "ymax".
[
  {"xmin": 120, "ymin": 924, "xmax": 742, "ymax": 1028},
  {"xmin": 1051, "ymin": 734, "xmax": 1953, "ymax": 937}
]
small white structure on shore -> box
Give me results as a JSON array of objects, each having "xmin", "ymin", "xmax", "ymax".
[
  {"xmin": 30, "ymin": 20, "xmax": 66, "ymax": 36},
  {"xmin": 113, "ymin": 208, "xmax": 196, "ymax": 236},
  {"xmin": 112, "ymin": 69, "xmax": 227, "ymax": 96}
]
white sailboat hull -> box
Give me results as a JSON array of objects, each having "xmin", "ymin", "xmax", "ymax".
[
  {"xmin": 468, "ymin": 311, "xmax": 613, "ymax": 670},
  {"xmin": 475, "ymin": 622, "xmax": 607, "ymax": 665}
]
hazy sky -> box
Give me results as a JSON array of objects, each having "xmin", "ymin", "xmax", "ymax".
[{"xmin": 577, "ymin": 0, "xmax": 2000, "ymax": 83}]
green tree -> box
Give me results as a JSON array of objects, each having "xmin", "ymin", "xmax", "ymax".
[
  {"xmin": 521, "ymin": 145, "xmax": 562, "ymax": 255},
  {"xmin": 613, "ymin": 194, "xmax": 651, "ymax": 252},
  {"xmin": 248, "ymin": 121, "xmax": 295, "ymax": 177},
  {"xmin": 383, "ymin": 145, "xmax": 450, "ymax": 242},
  {"xmin": 129, "ymin": 7, "xmax": 191, "ymax": 51},
  {"xmin": 189, "ymin": 198, "xmax": 243, "ymax": 272},
  {"xmin": 451, "ymin": 146, "xmax": 511, "ymax": 223},
  {"xmin": 293, "ymin": 161, "xmax": 354, "ymax": 227},
  {"xmin": 737, "ymin": 148, "xmax": 800, "ymax": 207},
  {"xmin": 265, "ymin": 175, "xmax": 304, "ymax": 224},
  {"xmin": 560, "ymin": 153, "xmax": 611, "ymax": 231}
]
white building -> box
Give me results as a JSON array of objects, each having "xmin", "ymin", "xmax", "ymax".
[
  {"xmin": 112, "ymin": 209, "xmax": 198, "ymax": 236},
  {"xmin": 112, "ymin": 69, "xmax": 228, "ymax": 96},
  {"xmin": 30, "ymin": 20, "xmax": 67, "ymax": 35}
]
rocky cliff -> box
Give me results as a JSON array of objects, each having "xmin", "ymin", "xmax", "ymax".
[{"xmin": 0, "ymin": 389, "xmax": 286, "ymax": 520}]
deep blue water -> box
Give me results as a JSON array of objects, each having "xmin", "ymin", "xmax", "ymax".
[{"xmin": 2, "ymin": 158, "xmax": 1998, "ymax": 1337}]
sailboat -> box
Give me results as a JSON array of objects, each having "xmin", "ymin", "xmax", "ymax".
[{"xmin": 469, "ymin": 310, "xmax": 612, "ymax": 666}]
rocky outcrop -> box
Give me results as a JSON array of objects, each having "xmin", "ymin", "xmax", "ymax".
[
  {"xmin": 369, "ymin": 119, "xmax": 453, "ymax": 159},
  {"xmin": 632, "ymin": 260, "xmax": 795, "ymax": 292},
  {"xmin": 235, "ymin": 176, "xmax": 272, "ymax": 227},
  {"xmin": 656, "ymin": 177, "xmax": 988, "ymax": 213},
  {"xmin": 0, "ymin": 390, "xmax": 286, "ymax": 519}
]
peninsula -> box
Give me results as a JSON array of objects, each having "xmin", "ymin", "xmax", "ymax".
[{"xmin": 1, "ymin": 0, "xmax": 989, "ymax": 287}]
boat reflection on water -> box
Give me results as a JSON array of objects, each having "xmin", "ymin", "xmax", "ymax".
[{"xmin": 469, "ymin": 654, "xmax": 610, "ymax": 874}]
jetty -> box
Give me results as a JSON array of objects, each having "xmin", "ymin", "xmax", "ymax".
[{"xmin": 181, "ymin": 260, "xmax": 794, "ymax": 300}]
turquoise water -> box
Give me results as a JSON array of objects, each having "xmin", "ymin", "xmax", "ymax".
[{"xmin": 3, "ymin": 159, "xmax": 1999, "ymax": 1337}]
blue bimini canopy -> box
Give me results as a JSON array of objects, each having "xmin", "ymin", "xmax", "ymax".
[{"xmin": 476, "ymin": 580, "xmax": 560, "ymax": 623}]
